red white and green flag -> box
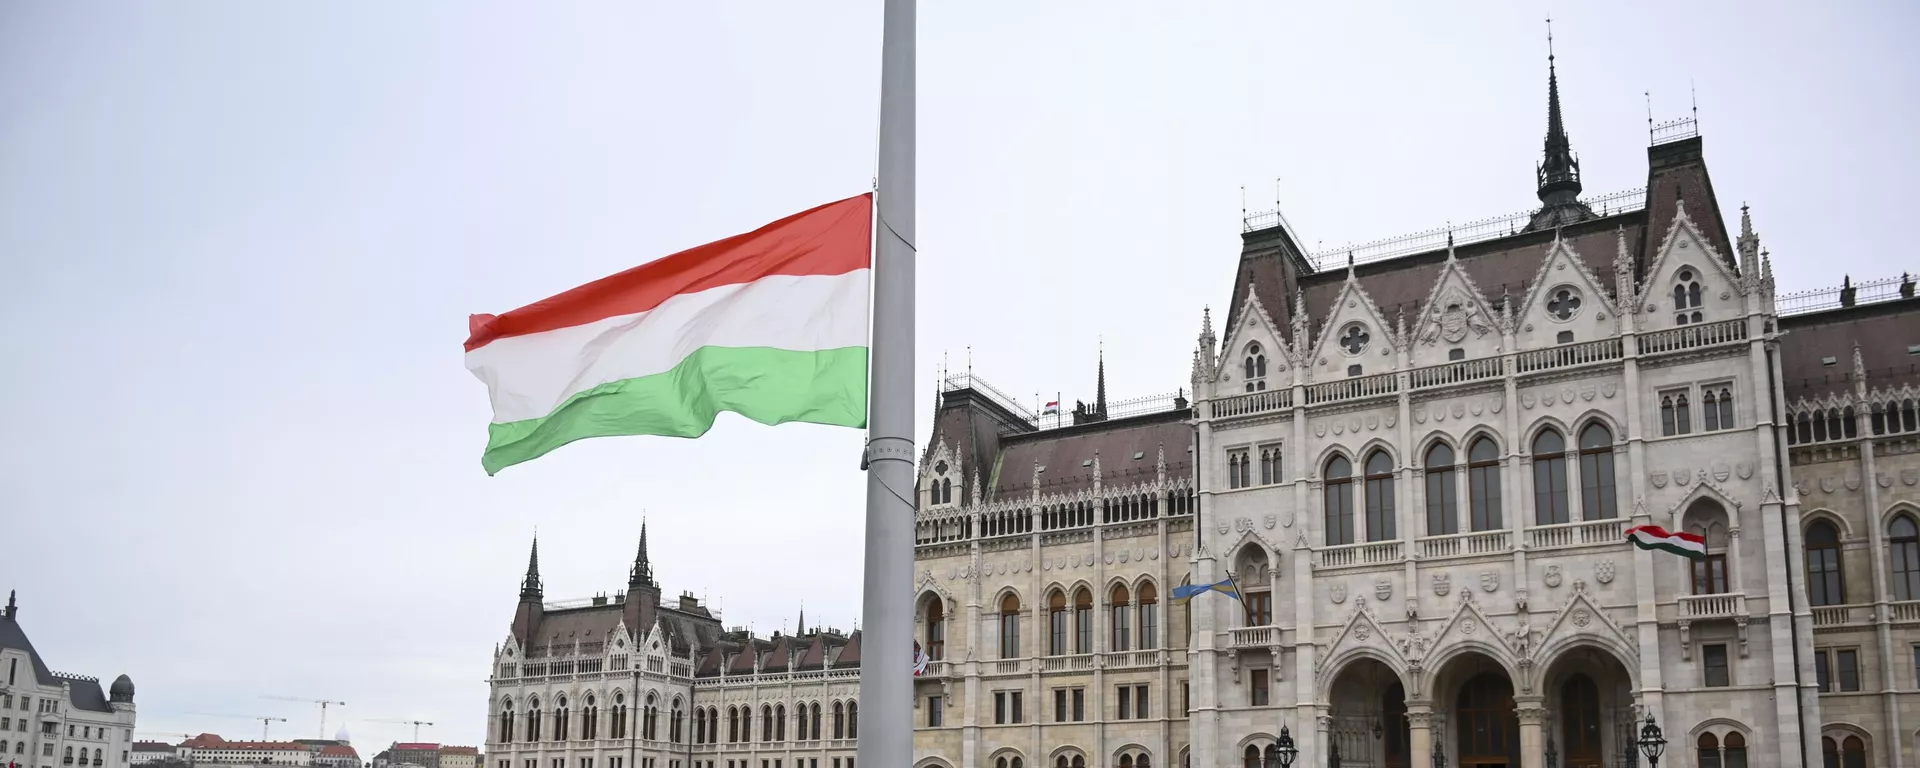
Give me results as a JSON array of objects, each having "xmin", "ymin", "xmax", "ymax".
[
  {"xmin": 1625, "ymin": 524, "xmax": 1707, "ymax": 559},
  {"xmin": 465, "ymin": 194, "xmax": 874, "ymax": 475}
]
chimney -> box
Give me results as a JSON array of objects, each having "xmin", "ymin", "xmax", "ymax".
[{"xmin": 679, "ymin": 592, "xmax": 700, "ymax": 611}]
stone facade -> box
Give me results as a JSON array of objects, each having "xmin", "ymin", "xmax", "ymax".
[{"xmin": 0, "ymin": 593, "xmax": 139, "ymax": 768}]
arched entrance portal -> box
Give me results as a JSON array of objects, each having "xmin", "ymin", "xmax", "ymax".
[
  {"xmin": 1429, "ymin": 651, "xmax": 1519, "ymax": 768},
  {"xmin": 1325, "ymin": 658, "xmax": 1412, "ymax": 767},
  {"xmin": 1541, "ymin": 645, "xmax": 1637, "ymax": 768}
]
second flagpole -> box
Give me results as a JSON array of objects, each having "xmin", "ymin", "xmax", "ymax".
[{"xmin": 859, "ymin": 0, "xmax": 916, "ymax": 765}]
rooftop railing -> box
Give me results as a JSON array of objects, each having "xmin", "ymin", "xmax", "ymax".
[
  {"xmin": 1777, "ymin": 276, "xmax": 1914, "ymax": 316},
  {"xmin": 1244, "ymin": 188, "xmax": 1646, "ymax": 269}
]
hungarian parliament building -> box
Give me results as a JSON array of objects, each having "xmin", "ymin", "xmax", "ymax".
[{"xmin": 481, "ymin": 55, "xmax": 1920, "ymax": 768}]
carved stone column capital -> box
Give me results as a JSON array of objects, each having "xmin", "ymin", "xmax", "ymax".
[{"xmin": 1514, "ymin": 705, "xmax": 1550, "ymax": 726}]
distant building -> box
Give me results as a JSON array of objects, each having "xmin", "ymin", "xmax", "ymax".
[
  {"xmin": 434, "ymin": 746, "xmax": 475, "ymax": 768},
  {"xmin": 0, "ymin": 591, "xmax": 138, "ymax": 768},
  {"xmin": 178, "ymin": 735, "xmax": 312, "ymax": 766},
  {"xmin": 384, "ymin": 744, "xmax": 437, "ymax": 768},
  {"xmin": 312, "ymin": 745, "xmax": 360, "ymax": 768},
  {"xmin": 128, "ymin": 743, "xmax": 176, "ymax": 766}
]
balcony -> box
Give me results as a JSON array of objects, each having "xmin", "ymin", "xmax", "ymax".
[
  {"xmin": 1893, "ymin": 600, "xmax": 1920, "ymax": 624},
  {"xmin": 1418, "ymin": 529, "xmax": 1512, "ymax": 559},
  {"xmin": 921, "ymin": 660, "xmax": 951, "ymax": 678},
  {"xmin": 1211, "ymin": 388, "xmax": 1293, "ymax": 419},
  {"xmin": 1515, "ymin": 336, "xmax": 1623, "ymax": 374},
  {"xmin": 1305, "ymin": 371, "xmax": 1400, "ymax": 406},
  {"xmin": 1811, "ymin": 604, "xmax": 1871, "ymax": 630},
  {"xmin": 1410, "ymin": 355, "xmax": 1505, "ymax": 391},
  {"xmin": 1104, "ymin": 650, "xmax": 1160, "ymax": 669},
  {"xmin": 1638, "ymin": 318, "xmax": 1748, "ymax": 356},
  {"xmin": 1679, "ymin": 592, "xmax": 1747, "ymax": 620},
  {"xmin": 990, "ymin": 659, "xmax": 1027, "ymax": 675},
  {"xmin": 1527, "ymin": 518, "xmax": 1628, "ymax": 550},
  {"xmin": 1229, "ymin": 625, "xmax": 1280, "ymax": 648},
  {"xmin": 1039, "ymin": 655, "xmax": 1093, "ymax": 673},
  {"xmin": 1318, "ymin": 540, "xmax": 1403, "ymax": 569}
]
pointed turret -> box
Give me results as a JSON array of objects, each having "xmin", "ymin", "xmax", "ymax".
[
  {"xmin": 520, "ymin": 536, "xmax": 543, "ymax": 601},
  {"xmin": 4, "ymin": 590, "xmax": 15, "ymax": 622},
  {"xmin": 630, "ymin": 521, "xmax": 656, "ymax": 588},
  {"xmin": 1736, "ymin": 203, "xmax": 1761, "ymax": 281},
  {"xmin": 1526, "ymin": 22, "xmax": 1597, "ymax": 231},
  {"xmin": 797, "ymin": 604, "xmax": 807, "ymax": 636},
  {"xmin": 1072, "ymin": 347, "xmax": 1109, "ymax": 425}
]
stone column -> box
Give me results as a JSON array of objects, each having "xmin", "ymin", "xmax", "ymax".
[
  {"xmin": 1406, "ymin": 704, "xmax": 1434, "ymax": 768},
  {"xmin": 1515, "ymin": 697, "xmax": 1549, "ymax": 768}
]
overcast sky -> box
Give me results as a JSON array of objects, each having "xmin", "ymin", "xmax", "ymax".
[{"xmin": 2, "ymin": 0, "xmax": 1914, "ymax": 750}]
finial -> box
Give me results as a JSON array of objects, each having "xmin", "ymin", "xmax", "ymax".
[{"xmin": 1546, "ymin": 15, "xmax": 1555, "ymax": 63}]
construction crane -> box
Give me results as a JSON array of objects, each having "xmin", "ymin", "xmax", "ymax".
[
  {"xmin": 183, "ymin": 713, "xmax": 288, "ymax": 741},
  {"xmin": 259, "ymin": 696, "xmax": 346, "ymax": 739},
  {"xmin": 134, "ymin": 732, "xmax": 194, "ymax": 743},
  {"xmin": 369, "ymin": 719, "xmax": 435, "ymax": 742}
]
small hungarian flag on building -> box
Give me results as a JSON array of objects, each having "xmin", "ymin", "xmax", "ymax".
[
  {"xmin": 1042, "ymin": 400, "xmax": 1060, "ymax": 416},
  {"xmin": 465, "ymin": 194, "xmax": 874, "ymax": 475},
  {"xmin": 1625, "ymin": 525, "xmax": 1707, "ymax": 559},
  {"xmin": 913, "ymin": 641, "xmax": 930, "ymax": 677}
]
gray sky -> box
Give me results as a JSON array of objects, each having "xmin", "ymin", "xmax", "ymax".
[{"xmin": 2, "ymin": 0, "xmax": 1913, "ymax": 750}]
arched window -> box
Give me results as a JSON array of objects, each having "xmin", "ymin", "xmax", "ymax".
[
  {"xmin": 1704, "ymin": 387, "xmax": 1736, "ymax": 431},
  {"xmin": 774, "ymin": 703, "xmax": 786, "ymax": 741},
  {"xmin": 1822, "ymin": 737, "xmax": 1839, "ymax": 768},
  {"xmin": 940, "ymin": 477, "xmax": 952, "ymax": 504},
  {"xmin": 999, "ymin": 593, "xmax": 1022, "ymax": 658},
  {"xmin": 554, "ymin": 694, "xmax": 569, "ymax": 741},
  {"xmin": 1842, "ymin": 736, "xmax": 1865, "ymax": 768},
  {"xmin": 669, "ymin": 699, "xmax": 682, "ymax": 743},
  {"xmin": 759, "ymin": 704, "xmax": 772, "ymax": 743},
  {"xmin": 1891, "ymin": 514, "xmax": 1920, "ymax": 601},
  {"xmin": 1533, "ymin": 429, "xmax": 1570, "ymax": 525},
  {"xmin": 831, "ymin": 702, "xmax": 844, "ymax": 739},
  {"xmin": 1364, "ymin": 450, "xmax": 1396, "ymax": 541},
  {"xmin": 926, "ymin": 599, "xmax": 946, "ymax": 660},
  {"xmin": 1243, "ymin": 746, "xmax": 1260, "ymax": 768},
  {"xmin": 1074, "ymin": 757, "xmax": 1086, "ymax": 768},
  {"xmin": 1833, "ymin": 407, "xmax": 1852, "ymax": 440},
  {"xmin": 1806, "ymin": 521, "xmax": 1845, "ymax": 606},
  {"xmin": 1048, "ymin": 591, "xmax": 1069, "ymax": 655},
  {"xmin": 1796, "ymin": 412, "xmax": 1813, "ymax": 444},
  {"xmin": 642, "ymin": 693, "xmax": 657, "ymax": 741},
  {"xmin": 1904, "ymin": 398, "xmax": 1920, "ymax": 433},
  {"xmin": 1468, "ymin": 437, "xmax": 1502, "ymax": 531},
  {"xmin": 613, "ymin": 692, "xmax": 628, "ymax": 740},
  {"xmin": 499, "ymin": 700, "xmax": 515, "ymax": 742},
  {"xmin": 1260, "ymin": 446, "xmax": 1282, "ymax": 485},
  {"xmin": 1425, "ymin": 442, "xmax": 1458, "ymax": 535},
  {"xmin": 847, "ymin": 701, "xmax": 858, "ymax": 738},
  {"xmin": 1578, "ymin": 423, "xmax": 1616, "ymax": 519},
  {"xmin": 1138, "ymin": 582, "xmax": 1159, "ymax": 650},
  {"xmin": 1245, "ymin": 343, "xmax": 1268, "ymax": 392},
  {"xmin": 1120, "ymin": 756, "xmax": 1133, "ymax": 768},
  {"xmin": 1074, "ymin": 588, "xmax": 1094, "ymax": 653},
  {"xmin": 1674, "ymin": 268, "xmax": 1703, "ymax": 324},
  {"xmin": 1724, "ymin": 732, "xmax": 1748, "ymax": 768},
  {"xmin": 1228, "ymin": 451, "xmax": 1249, "ymax": 490},
  {"xmin": 1325, "ymin": 456, "xmax": 1355, "ymax": 545},
  {"xmin": 810, "ymin": 702, "xmax": 822, "ymax": 740},
  {"xmin": 1111, "ymin": 584, "xmax": 1132, "ymax": 651},
  {"xmin": 526, "ymin": 697, "xmax": 541, "ymax": 742},
  {"xmin": 1698, "ymin": 733, "xmax": 1722, "ymax": 768},
  {"xmin": 692, "ymin": 708, "xmax": 704, "ymax": 746}
]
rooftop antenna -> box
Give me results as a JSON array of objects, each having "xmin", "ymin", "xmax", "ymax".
[
  {"xmin": 1240, "ymin": 185, "xmax": 1246, "ymax": 222},
  {"xmin": 1645, "ymin": 91, "xmax": 1654, "ymax": 142},
  {"xmin": 1546, "ymin": 15, "xmax": 1554, "ymax": 60},
  {"xmin": 1690, "ymin": 79, "xmax": 1699, "ymax": 126}
]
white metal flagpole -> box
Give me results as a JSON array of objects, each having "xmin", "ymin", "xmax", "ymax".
[{"xmin": 859, "ymin": 0, "xmax": 915, "ymax": 765}]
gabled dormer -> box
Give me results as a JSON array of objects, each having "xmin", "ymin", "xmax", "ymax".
[
  {"xmin": 920, "ymin": 440, "xmax": 962, "ymax": 508},
  {"xmin": 1641, "ymin": 199, "xmax": 1743, "ymax": 331},
  {"xmin": 1211, "ymin": 288, "xmax": 1291, "ymax": 398},
  {"xmin": 1408, "ymin": 244, "xmax": 1505, "ymax": 367},
  {"xmin": 1513, "ymin": 235, "xmax": 1617, "ymax": 350},
  {"xmin": 1307, "ymin": 264, "xmax": 1397, "ymax": 381}
]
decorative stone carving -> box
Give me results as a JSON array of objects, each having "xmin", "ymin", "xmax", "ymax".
[
  {"xmin": 1736, "ymin": 462, "xmax": 1754, "ymax": 480},
  {"xmin": 1118, "ymin": 550, "xmax": 1130, "ymax": 564},
  {"xmin": 1263, "ymin": 514, "xmax": 1277, "ymax": 530},
  {"xmin": 1480, "ymin": 570, "xmax": 1501, "ymax": 593},
  {"xmin": 1216, "ymin": 521, "xmax": 1230, "ymax": 535},
  {"xmin": 1461, "ymin": 618, "xmax": 1477, "ymax": 635},
  {"xmin": 1650, "ymin": 472, "xmax": 1669, "ymax": 489},
  {"xmin": 1845, "ymin": 474, "xmax": 1861, "ymax": 491},
  {"xmin": 1904, "ymin": 469, "xmax": 1919, "ymax": 486},
  {"xmin": 1594, "ymin": 561, "xmax": 1616, "ymax": 585},
  {"xmin": 1543, "ymin": 564, "xmax": 1563, "ymax": 588},
  {"xmin": 1452, "ymin": 403, "xmax": 1465, "ymax": 419},
  {"xmin": 1414, "ymin": 409, "xmax": 1428, "ymax": 424},
  {"xmin": 1820, "ymin": 476, "xmax": 1836, "ymax": 494},
  {"xmin": 1878, "ymin": 474, "xmax": 1893, "ymax": 489},
  {"xmin": 1542, "ymin": 390, "xmax": 1557, "ymax": 406},
  {"xmin": 1235, "ymin": 517, "xmax": 1253, "ymax": 532},
  {"xmin": 1330, "ymin": 582, "xmax": 1347, "ymax": 604},
  {"xmin": 1315, "ymin": 422, "xmax": 1327, "ymax": 437},
  {"xmin": 1521, "ymin": 393, "xmax": 1536, "ymax": 409},
  {"xmin": 1674, "ymin": 469, "xmax": 1692, "ymax": 487},
  {"xmin": 1354, "ymin": 624, "xmax": 1372, "ymax": 641},
  {"xmin": 1333, "ymin": 421, "xmax": 1345, "ymax": 435},
  {"xmin": 1712, "ymin": 464, "xmax": 1731, "ymax": 482},
  {"xmin": 1572, "ymin": 609, "xmax": 1592, "ymax": 628},
  {"xmin": 1432, "ymin": 573, "xmax": 1452, "ymax": 596},
  {"xmin": 1375, "ymin": 578, "xmax": 1393, "ymax": 601},
  {"xmin": 1602, "ymin": 382, "xmax": 1617, "ymax": 398},
  {"xmin": 1580, "ymin": 385, "xmax": 1596, "ymax": 401},
  {"xmin": 1490, "ymin": 397, "xmax": 1503, "ymax": 414}
]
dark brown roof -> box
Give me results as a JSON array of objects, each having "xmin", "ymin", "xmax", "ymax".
[
  {"xmin": 990, "ymin": 411, "xmax": 1193, "ymax": 498},
  {"xmin": 1779, "ymin": 296, "xmax": 1920, "ymax": 402}
]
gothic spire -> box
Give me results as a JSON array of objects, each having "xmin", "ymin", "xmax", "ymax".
[
  {"xmin": 1095, "ymin": 344, "xmax": 1108, "ymax": 417},
  {"xmin": 798, "ymin": 603, "xmax": 806, "ymax": 636},
  {"xmin": 630, "ymin": 521, "xmax": 656, "ymax": 587},
  {"xmin": 1526, "ymin": 18, "xmax": 1595, "ymax": 231},
  {"xmin": 520, "ymin": 535, "xmax": 543, "ymax": 601}
]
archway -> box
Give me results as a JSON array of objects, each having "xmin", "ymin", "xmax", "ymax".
[
  {"xmin": 1540, "ymin": 645, "xmax": 1636, "ymax": 768},
  {"xmin": 1326, "ymin": 657, "xmax": 1412, "ymax": 768},
  {"xmin": 1431, "ymin": 651, "xmax": 1519, "ymax": 768}
]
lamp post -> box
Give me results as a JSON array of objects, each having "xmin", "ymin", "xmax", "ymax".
[
  {"xmin": 1327, "ymin": 740, "xmax": 1340, "ymax": 768},
  {"xmin": 1273, "ymin": 726, "xmax": 1297, "ymax": 768},
  {"xmin": 1544, "ymin": 736, "xmax": 1558, "ymax": 768},
  {"xmin": 1430, "ymin": 728, "xmax": 1446, "ymax": 768},
  {"xmin": 1637, "ymin": 715, "xmax": 1667, "ymax": 768}
]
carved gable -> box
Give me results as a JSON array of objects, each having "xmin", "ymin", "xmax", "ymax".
[
  {"xmin": 1213, "ymin": 288, "xmax": 1291, "ymax": 398},
  {"xmin": 1514, "ymin": 237, "xmax": 1617, "ymax": 350},
  {"xmin": 1309, "ymin": 270, "xmax": 1397, "ymax": 379},
  {"xmin": 1318, "ymin": 598, "xmax": 1406, "ymax": 671},
  {"xmin": 1410, "ymin": 251, "xmax": 1503, "ymax": 367},
  {"xmin": 1427, "ymin": 590, "xmax": 1513, "ymax": 659},
  {"xmin": 1535, "ymin": 580, "xmax": 1636, "ymax": 663},
  {"xmin": 1642, "ymin": 200, "xmax": 1742, "ymax": 332}
]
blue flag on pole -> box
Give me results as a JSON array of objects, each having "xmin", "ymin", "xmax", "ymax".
[{"xmin": 1172, "ymin": 578, "xmax": 1240, "ymax": 603}]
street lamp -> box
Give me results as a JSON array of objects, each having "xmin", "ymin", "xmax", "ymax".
[
  {"xmin": 1637, "ymin": 715, "xmax": 1667, "ymax": 767},
  {"xmin": 1544, "ymin": 736, "xmax": 1558, "ymax": 768},
  {"xmin": 1430, "ymin": 730, "xmax": 1446, "ymax": 768},
  {"xmin": 1273, "ymin": 726, "xmax": 1297, "ymax": 768}
]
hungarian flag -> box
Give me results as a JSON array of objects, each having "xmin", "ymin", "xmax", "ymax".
[
  {"xmin": 1041, "ymin": 401, "xmax": 1060, "ymax": 415},
  {"xmin": 1625, "ymin": 524, "xmax": 1707, "ymax": 559},
  {"xmin": 913, "ymin": 641, "xmax": 930, "ymax": 676},
  {"xmin": 466, "ymin": 194, "xmax": 873, "ymax": 474}
]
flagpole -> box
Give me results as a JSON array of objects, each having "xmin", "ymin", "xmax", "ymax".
[{"xmin": 859, "ymin": 0, "xmax": 915, "ymax": 765}]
